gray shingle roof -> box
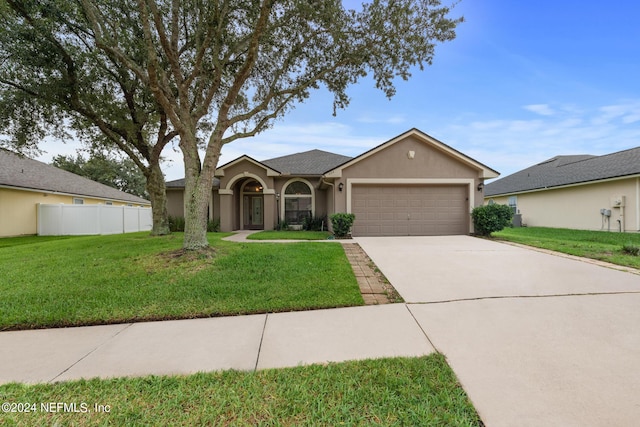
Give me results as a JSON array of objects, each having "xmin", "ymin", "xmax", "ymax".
[
  {"xmin": 485, "ymin": 147, "xmax": 640, "ymax": 197},
  {"xmin": 0, "ymin": 149, "xmax": 150, "ymax": 204},
  {"xmin": 261, "ymin": 149, "xmax": 352, "ymax": 175},
  {"xmin": 166, "ymin": 177, "xmax": 220, "ymax": 188}
]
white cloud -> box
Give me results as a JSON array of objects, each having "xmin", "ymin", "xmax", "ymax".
[
  {"xmin": 523, "ymin": 104, "xmax": 555, "ymax": 116},
  {"xmin": 592, "ymin": 101, "xmax": 640, "ymax": 125},
  {"xmin": 434, "ymin": 100, "xmax": 640, "ymax": 179}
]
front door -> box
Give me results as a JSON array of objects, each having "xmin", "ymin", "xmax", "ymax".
[{"xmin": 243, "ymin": 195, "xmax": 264, "ymax": 230}]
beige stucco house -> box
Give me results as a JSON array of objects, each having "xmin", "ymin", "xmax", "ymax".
[
  {"xmin": 484, "ymin": 147, "xmax": 640, "ymax": 232},
  {"xmin": 167, "ymin": 128, "xmax": 499, "ymax": 236},
  {"xmin": 0, "ymin": 149, "xmax": 150, "ymax": 237}
]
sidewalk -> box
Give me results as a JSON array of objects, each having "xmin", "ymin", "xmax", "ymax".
[{"xmin": 0, "ymin": 304, "xmax": 434, "ymax": 385}]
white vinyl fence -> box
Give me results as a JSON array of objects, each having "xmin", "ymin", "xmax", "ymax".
[{"xmin": 37, "ymin": 204, "xmax": 152, "ymax": 236}]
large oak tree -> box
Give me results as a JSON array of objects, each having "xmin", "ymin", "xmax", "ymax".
[
  {"xmin": 2, "ymin": 0, "xmax": 462, "ymax": 249},
  {"xmin": 0, "ymin": 0, "xmax": 177, "ymax": 235}
]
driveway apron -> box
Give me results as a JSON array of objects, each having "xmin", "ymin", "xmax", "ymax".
[{"xmin": 356, "ymin": 235, "xmax": 640, "ymax": 427}]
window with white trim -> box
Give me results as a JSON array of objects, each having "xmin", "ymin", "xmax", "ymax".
[
  {"xmin": 73, "ymin": 198, "xmax": 84, "ymax": 205},
  {"xmin": 508, "ymin": 196, "xmax": 517, "ymax": 214},
  {"xmin": 105, "ymin": 201, "xmax": 113, "ymax": 206},
  {"xmin": 283, "ymin": 180, "xmax": 312, "ymax": 225}
]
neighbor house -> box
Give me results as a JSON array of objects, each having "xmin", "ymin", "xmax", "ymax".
[
  {"xmin": 166, "ymin": 128, "xmax": 499, "ymax": 236},
  {"xmin": 484, "ymin": 146, "xmax": 640, "ymax": 232},
  {"xmin": 0, "ymin": 149, "xmax": 151, "ymax": 237}
]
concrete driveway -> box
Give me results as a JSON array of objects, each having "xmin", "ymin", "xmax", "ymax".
[{"xmin": 356, "ymin": 236, "xmax": 640, "ymax": 427}]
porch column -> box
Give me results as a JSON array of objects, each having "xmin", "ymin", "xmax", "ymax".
[
  {"xmin": 218, "ymin": 189, "xmax": 233, "ymax": 232},
  {"xmin": 263, "ymin": 190, "xmax": 276, "ymax": 231}
]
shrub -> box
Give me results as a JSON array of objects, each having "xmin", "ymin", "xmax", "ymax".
[
  {"xmin": 303, "ymin": 215, "xmax": 327, "ymax": 231},
  {"xmin": 622, "ymin": 243, "xmax": 640, "ymax": 256},
  {"xmin": 207, "ymin": 218, "xmax": 220, "ymax": 232},
  {"xmin": 471, "ymin": 204, "xmax": 513, "ymax": 236},
  {"xmin": 330, "ymin": 213, "xmax": 356, "ymax": 238},
  {"xmin": 168, "ymin": 215, "xmax": 185, "ymax": 232},
  {"xmin": 169, "ymin": 216, "xmax": 219, "ymax": 232},
  {"xmin": 276, "ymin": 219, "xmax": 290, "ymax": 231}
]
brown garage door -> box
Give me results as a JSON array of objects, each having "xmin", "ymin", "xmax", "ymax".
[{"xmin": 351, "ymin": 184, "xmax": 469, "ymax": 236}]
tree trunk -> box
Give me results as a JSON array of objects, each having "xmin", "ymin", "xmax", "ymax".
[
  {"xmin": 146, "ymin": 162, "xmax": 171, "ymax": 236},
  {"xmin": 181, "ymin": 135, "xmax": 218, "ymax": 250}
]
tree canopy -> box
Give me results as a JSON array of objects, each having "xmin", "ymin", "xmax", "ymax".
[
  {"xmin": 0, "ymin": 0, "xmax": 177, "ymax": 234},
  {"xmin": 1, "ymin": 0, "xmax": 463, "ymax": 249}
]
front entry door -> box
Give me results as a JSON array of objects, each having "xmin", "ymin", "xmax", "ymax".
[{"xmin": 243, "ymin": 195, "xmax": 264, "ymax": 230}]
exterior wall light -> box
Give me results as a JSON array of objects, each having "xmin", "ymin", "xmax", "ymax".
[
  {"xmin": 338, "ymin": 183, "xmax": 344, "ymax": 192},
  {"xmin": 477, "ymin": 182, "xmax": 484, "ymax": 192}
]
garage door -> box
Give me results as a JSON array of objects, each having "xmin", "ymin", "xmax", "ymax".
[{"xmin": 351, "ymin": 184, "xmax": 469, "ymax": 236}]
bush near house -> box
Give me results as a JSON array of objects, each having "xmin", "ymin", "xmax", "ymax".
[
  {"xmin": 168, "ymin": 215, "xmax": 185, "ymax": 232},
  {"xmin": 330, "ymin": 213, "xmax": 356, "ymax": 238},
  {"xmin": 302, "ymin": 214, "xmax": 328, "ymax": 231},
  {"xmin": 169, "ymin": 216, "xmax": 220, "ymax": 232},
  {"xmin": 471, "ymin": 204, "xmax": 513, "ymax": 236}
]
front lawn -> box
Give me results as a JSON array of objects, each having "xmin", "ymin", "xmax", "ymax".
[
  {"xmin": 247, "ymin": 230, "xmax": 332, "ymax": 240},
  {"xmin": 494, "ymin": 227, "xmax": 640, "ymax": 269},
  {"xmin": 0, "ymin": 354, "xmax": 482, "ymax": 426},
  {"xmin": 0, "ymin": 233, "xmax": 363, "ymax": 330}
]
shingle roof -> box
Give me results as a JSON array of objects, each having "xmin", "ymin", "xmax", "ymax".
[
  {"xmin": 485, "ymin": 147, "xmax": 640, "ymax": 197},
  {"xmin": 261, "ymin": 149, "xmax": 353, "ymax": 175},
  {"xmin": 166, "ymin": 177, "xmax": 221, "ymax": 188},
  {"xmin": 0, "ymin": 149, "xmax": 150, "ymax": 204}
]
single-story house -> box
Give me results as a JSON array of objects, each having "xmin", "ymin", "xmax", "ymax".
[
  {"xmin": 166, "ymin": 128, "xmax": 499, "ymax": 236},
  {"xmin": 0, "ymin": 149, "xmax": 151, "ymax": 237},
  {"xmin": 484, "ymin": 146, "xmax": 640, "ymax": 232}
]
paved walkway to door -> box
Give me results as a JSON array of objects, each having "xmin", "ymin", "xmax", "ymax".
[{"xmin": 356, "ymin": 235, "xmax": 640, "ymax": 427}]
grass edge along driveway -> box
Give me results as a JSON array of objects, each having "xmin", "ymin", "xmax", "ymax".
[
  {"xmin": 0, "ymin": 233, "xmax": 363, "ymax": 331},
  {"xmin": 0, "ymin": 354, "xmax": 483, "ymax": 426},
  {"xmin": 494, "ymin": 226, "xmax": 640, "ymax": 269}
]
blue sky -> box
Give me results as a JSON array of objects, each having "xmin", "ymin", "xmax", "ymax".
[{"xmin": 40, "ymin": 0, "xmax": 640, "ymax": 182}]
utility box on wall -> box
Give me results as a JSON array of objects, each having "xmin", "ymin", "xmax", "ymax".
[{"xmin": 610, "ymin": 195, "xmax": 626, "ymax": 207}]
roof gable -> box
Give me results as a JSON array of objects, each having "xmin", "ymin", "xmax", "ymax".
[
  {"xmin": 485, "ymin": 147, "xmax": 640, "ymax": 196},
  {"xmin": 0, "ymin": 149, "xmax": 150, "ymax": 204},
  {"xmin": 324, "ymin": 128, "xmax": 499, "ymax": 179},
  {"xmin": 215, "ymin": 155, "xmax": 280, "ymax": 177}
]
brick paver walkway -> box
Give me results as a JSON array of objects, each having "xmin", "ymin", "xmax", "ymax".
[{"xmin": 342, "ymin": 243, "xmax": 400, "ymax": 305}]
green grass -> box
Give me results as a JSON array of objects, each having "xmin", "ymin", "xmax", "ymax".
[
  {"xmin": 0, "ymin": 354, "xmax": 482, "ymax": 426},
  {"xmin": 494, "ymin": 227, "xmax": 640, "ymax": 269},
  {"xmin": 0, "ymin": 233, "xmax": 363, "ymax": 330},
  {"xmin": 247, "ymin": 230, "xmax": 332, "ymax": 240}
]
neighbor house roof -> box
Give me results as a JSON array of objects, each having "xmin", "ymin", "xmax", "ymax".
[
  {"xmin": 261, "ymin": 149, "xmax": 353, "ymax": 175},
  {"xmin": 0, "ymin": 149, "xmax": 150, "ymax": 204},
  {"xmin": 485, "ymin": 147, "xmax": 640, "ymax": 197}
]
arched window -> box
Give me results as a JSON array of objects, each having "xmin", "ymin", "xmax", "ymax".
[{"xmin": 283, "ymin": 180, "xmax": 313, "ymax": 225}]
